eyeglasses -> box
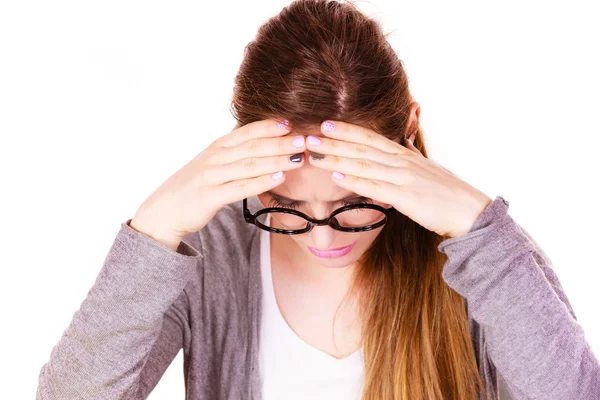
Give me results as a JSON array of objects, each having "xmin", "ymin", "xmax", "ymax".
[{"xmin": 243, "ymin": 198, "xmax": 396, "ymax": 235}]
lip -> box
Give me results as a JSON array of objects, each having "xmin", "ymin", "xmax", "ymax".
[{"xmin": 307, "ymin": 241, "xmax": 356, "ymax": 258}]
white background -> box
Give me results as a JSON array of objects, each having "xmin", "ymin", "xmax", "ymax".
[{"xmin": 1, "ymin": 1, "xmax": 599, "ymax": 398}]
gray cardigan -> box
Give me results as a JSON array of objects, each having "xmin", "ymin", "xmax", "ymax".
[{"xmin": 36, "ymin": 195, "xmax": 600, "ymax": 399}]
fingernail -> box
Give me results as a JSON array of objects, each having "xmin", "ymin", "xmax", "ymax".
[
  {"xmin": 292, "ymin": 136, "xmax": 305, "ymax": 148},
  {"xmin": 310, "ymin": 152, "xmax": 324, "ymax": 160},
  {"xmin": 323, "ymin": 121, "xmax": 335, "ymax": 131},
  {"xmin": 278, "ymin": 120, "xmax": 290, "ymax": 130},
  {"xmin": 332, "ymin": 171, "xmax": 345, "ymax": 179},
  {"xmin": 307, "ymin": 135, "xmax": 321, "ymax": 145},
  {"xmin": 272, "ymin": 171, "xmax": 283, "ymax": 179},
  {"xmin": 289, "ymin": 153, "xmax": 303, "ymax": 162}
]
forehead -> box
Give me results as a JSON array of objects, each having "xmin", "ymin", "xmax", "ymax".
[
  {"xmin": 274, "ymin": 127, "xmax": 353, "ymax": 201},
  {"xmin": 271, "ymin": 161, "xmax": 358, "ymax": 202}
]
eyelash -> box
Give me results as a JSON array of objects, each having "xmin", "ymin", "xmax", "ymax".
[{"xmin": 268, "ymin": 197, "xmax": 372, "ymax": 209}]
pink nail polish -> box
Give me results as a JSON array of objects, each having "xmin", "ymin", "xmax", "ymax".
[
  {"xmin": 332, "ymin": 171, "xmax": 344, "ymax": 179},
  {"xmin": 323, "ymin": 121, "xmax": 335, "ymax": 131},
  {"xmin": 277, "ymin": 120, "xmax": 290, "ymax": 130},
  {"xmin": 272, "ymin": 171, "xmax": 283, "ymax": 179},
  {"xmin": 292, "ymin": 136, "xmax": 305, "ymax": 148},
  {"xmin": 307, "ymin": 135, "xmax": 321, "ymax": 145}
]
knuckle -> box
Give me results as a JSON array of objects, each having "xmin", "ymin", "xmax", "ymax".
[
  {"xmin": 278, "ymin": 137, "xmax": 287, "ymax": 152},
  {"xmin": 243, "ymin": 157, "xmax": 258, "ymax": 171},
  {"xmin": 236, "ymin": 178, "xmax": 250, "ymax": 190},
  {"xmin": 247, "ymin": 139, "xmax": 259, "ymax": 155},
  {"xmin": 357, "ymin": 159, "xmax": 372, "ymax": 169},
  {"xmin": 366, "ymin": 130, "xmax": 376, "ymax": 142},
  {"xmin": 369, "ymin": 179, "xmax": 382, "ymax": 189},
  {"xmin": 354, "ymin": 143, "xmax": 367, "ymax": 154}
]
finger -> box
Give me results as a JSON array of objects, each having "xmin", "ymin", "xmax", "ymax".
[
  {"xmin": 213, "ymin": 119, "xmax": 291, "ymax": 148},
  {"xmin": 327, "ymin": 172, "xmax": 401, "ymax": 208},
  {"xmin": 203, "ymin": 153, "xmax": 305, "ymax": 186},
  {"xmin": 319, "ymin": 120, "xmax": 410, "ymax": 156},
  {"xmin": 305, "ymin": 135, "xmax": 401, "ymax": 165},
  {"xmin": 308, "ymin": 154, "xmax": 410, "ymax": 186},
  {"xmin": 214, "ymin": 134, "xmax": 306, "ymax": 164},
  {"xmin": 215, "ymin": 169, "xmax": 287, "ymax": 206}
]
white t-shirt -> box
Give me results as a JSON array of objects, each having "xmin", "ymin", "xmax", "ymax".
[{"xmin": 258, "ymin": 214, "xmax": 365, "ymax": 399}]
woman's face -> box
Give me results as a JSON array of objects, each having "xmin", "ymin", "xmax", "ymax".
[{"xmin": 256, "ymin": 132, "xmax": 391, "ymax": 270}]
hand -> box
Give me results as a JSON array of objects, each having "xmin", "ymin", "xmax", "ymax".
[
  {"xmin": 305, "ymin": 120, "xmax": 493, "ymax": 239},
  {"xmin": 131, "ymin": 119, "xmax": 306, "ymax": 246}
]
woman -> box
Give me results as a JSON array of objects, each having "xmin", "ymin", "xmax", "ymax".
[{"xmin": 36, "ymin": 0, "xmax": 599, "ymax": 399}]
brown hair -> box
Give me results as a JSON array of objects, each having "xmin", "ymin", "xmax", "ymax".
[{"xmin": 231, "ymin": 1, "xmax": 487, "ymax": 399}]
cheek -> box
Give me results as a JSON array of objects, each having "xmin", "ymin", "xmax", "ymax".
[
  {"xmin": 344, "ymin": 230, "xmax": 382, "ymax": 251},
  {"xmin": 355, "ymin": 231, "xmax": 380, "ymax": 247},
  {"xmin": 353, "ymin": 225, "xmax": 386, "ymax": 251},
  {"xmin": 289, "ymin": 226, "xmax": 383, "ymax": 251}
]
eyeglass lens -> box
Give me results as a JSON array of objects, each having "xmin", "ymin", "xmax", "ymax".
[{"xmin": 255, "ymin": 208, "xmax": 386, "ymax": 232}]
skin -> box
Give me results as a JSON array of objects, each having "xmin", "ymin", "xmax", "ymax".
[
  {"xmin": 253, "ymin": 101, "xmax": 491, "ymax": 358},
  {"xmin": 256, "ymin": 140, "xmax": 384, "ymax": 359},
  {"xmin": 256, "ymin": 156, "xmax": 373, "ymax": 359},
  {"xmin": 254, "ymin": 102, "xmax": 421, "ymax": 359},
  {"xmin": 258, "ymin": 103, "xmax": 420, "ymax": 284}
]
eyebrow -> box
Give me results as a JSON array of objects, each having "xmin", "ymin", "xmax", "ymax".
[{"xmin": 266, "ymin": 190, "xmax": 367, "ymax": 203}]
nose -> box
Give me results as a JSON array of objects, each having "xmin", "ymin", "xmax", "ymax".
[
  {"xmin": 307, "ymin": 219, "xmax": 340, "ymax": 250},
  {"xmin": 308, "ymin": 226, "xmax": 339, "ymax": 249}
]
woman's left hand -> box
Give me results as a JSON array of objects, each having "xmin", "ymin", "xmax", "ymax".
[{"xmin": 306, "ymin": 120, "xmax": 493, "ymax": 239}]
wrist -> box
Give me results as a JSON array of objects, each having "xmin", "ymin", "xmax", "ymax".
[
  {"xmin": 450, "ymin": 192, "xmax": 493, "ymax": 239},
  {"xmin": 130, "ymin": 215, "xmax": 182, "ymax": 252}
]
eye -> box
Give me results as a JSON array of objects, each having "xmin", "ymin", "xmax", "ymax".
[
  {"xmin": 268, "ymin": 198, "xmax": 300, "ymax": 209},
  {"xmin": 341, "ymin": 197, "xmax": 372, "ymax": 211},
  {"xmin": 343, "ymin": 197, "xmax": 371, "ymax": 207},
  {"xmin": 268, "ymin": 197, "xmax": 372, "ymax": 209}
]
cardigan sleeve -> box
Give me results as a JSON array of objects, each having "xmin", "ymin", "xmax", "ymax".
[
  {"xmin": 438, "ymin": 196, "xmax": 600, "ymax": 399},
  {"xmin": 36, "ymin": 218, "xmax": 203, "ymax": 399}
]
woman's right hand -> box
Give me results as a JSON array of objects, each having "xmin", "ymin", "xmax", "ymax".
[{"xmin": 130, "ymin": 119, "xmax": 306, "ymax": 250}]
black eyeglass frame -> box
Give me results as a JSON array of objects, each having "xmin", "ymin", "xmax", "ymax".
[{"xmin": 243, "ymin": 198, "xmax": 396, "ymax": 235}]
